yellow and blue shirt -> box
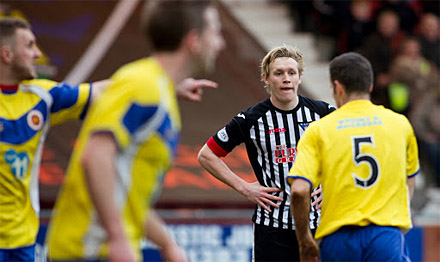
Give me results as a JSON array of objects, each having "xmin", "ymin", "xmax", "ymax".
[
  {"xmin": 287, "ymin": 100, "xmax": 420, "ymax": 240},
  {"xmin": 46, "ymin": 58, "xmax": 181, "ymax": 260},
  {"xmin": 0, "ymin": 79, "xmax": 91, "ymax": 248}
]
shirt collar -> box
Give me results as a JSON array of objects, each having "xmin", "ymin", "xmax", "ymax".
[{"xmin": 0, "ymin": 84, "xmax": 19, "ymax": 94}]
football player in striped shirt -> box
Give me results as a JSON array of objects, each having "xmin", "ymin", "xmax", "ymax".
[
  {"xmin": 288, "ymin": 52, "xmax": 419, "ymax": 261},
  {"xmin": 198, "ymin": 44, "xmax": 335, "ymax": 261}
]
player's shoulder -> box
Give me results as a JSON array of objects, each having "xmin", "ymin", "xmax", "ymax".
[
  {"xmin": 241, "ymin": 98, "xmax": 271, "ymax": 119},
  {"xmin": 376, "ymin": 104, "xmax": 411, "ymax": 126},
  {"xmin": 225, "ymin": 99, "xmax": 270, "ymax": 130},
  {"xmin": 114, "ymin": 57, "xmax": 162, "ymax": 78},
  {"xmin": 299, "ymin": 95, "xmax": 335, "ymax": 114},
  {"xmin": 110, "ymin": 58, "xmax": 164, "ymax": 102}
]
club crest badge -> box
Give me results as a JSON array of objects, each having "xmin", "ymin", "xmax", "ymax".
[
  {"xmin": 27, "ymin": 110, "xmax": 44, "ymax": 131},
  {"xmin": 299, "ymin": 122, "xmax": 310, "ymax": 131}
]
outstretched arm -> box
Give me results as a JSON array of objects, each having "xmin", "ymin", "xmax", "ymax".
[
  {"xmin": 89, "ymin": 78, "xmax": 217, "ymax": 104},
  {"xmin": 198, "ymin": 144, "xmax": 283, "ymax": 212},
  {"xmin": 90, "ymin": 79, "xmax": 112, "ymax": 102},
  {"xmin": 81, "ymin": 133, "xmax": 135, "ymax": 262},
  {"xmin": 144, "ymin": 211, "xmax": 188, "ymax": 262},
  {"xmin": 290, "ymin": 178, "xmax": 319, "ymax": 262},
  {"xmin": 176, "ymin": 78, "xmax": 218, "ymax": 102}
]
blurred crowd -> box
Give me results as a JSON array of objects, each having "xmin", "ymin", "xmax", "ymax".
[{"xmin": 280, "ymin": 0, "xmax": 439, "ymax": 188}]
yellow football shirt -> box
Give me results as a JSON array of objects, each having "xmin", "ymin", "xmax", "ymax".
[
  {"xmin": 287, "ymin": 100, "xmax": 419, "ymax": 240},
  {"xmin": 46, "ymin": 58, "xmax": 181, "ymax": 260},
  {"xmin": 0, "ymin": 79, "xmax": 91, "ymax": 248}
]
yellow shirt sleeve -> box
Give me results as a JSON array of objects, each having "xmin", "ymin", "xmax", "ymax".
[{"xmin": 287, "ymin": 121, "xmax": 321, "ymax": 188}]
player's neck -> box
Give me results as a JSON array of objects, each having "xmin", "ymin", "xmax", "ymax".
[
  {"xmin": 0, "ymin": 67, "xmax": 21, "ymax": 86},
  {"xmin": 344, "ymin": 93, "xmax": 370, "ymax": 104},
  {"xmin": 270, "ymin": 95, "xmax": 299, "ymax": 111},
  {"xmin": 153, "ymin": 51, "xmax": 189, "ymax": 86}
]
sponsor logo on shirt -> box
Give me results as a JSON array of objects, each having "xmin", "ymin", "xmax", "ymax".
[
  {"xmin": 5, "ymin": 149, "xmax": 30, "ymax": 179},
  {"xmin": 336, "ymin": 116, "xmax": 383, "ymax": 130},
  {"xmin": 274, "ymin": 144, "xmax": 297, "ymax": 163},
  {"xmin": 268, "ymin": 128, "xmax": 286, "ymax": 134},
  {"xmin": 27, "ymin": 109, "xmax": 43, "ymax": 131},
  {"xmin": 217, "ymin": 127, "xmax": 229, "ymax": 142}
]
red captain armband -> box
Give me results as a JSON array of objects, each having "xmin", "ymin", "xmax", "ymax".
[{"xmin": 206, "ymin": 137, "xmax": 229, "ymax": 157}]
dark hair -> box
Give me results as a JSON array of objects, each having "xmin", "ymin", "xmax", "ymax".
[
  {"xmin": 143, "ymin": 0, "xmax": 211, "ymax": 52},
  {"xmin": 329, "ymin": 52, "xmax": 373, "ymax": 94},
  {"xmin": 0, "ymin": 17, "xmax": 31, "ymax": 46}
]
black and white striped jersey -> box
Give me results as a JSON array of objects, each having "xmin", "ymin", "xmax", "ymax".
[{"xmin": 207, "ymin": 96, "xmax": 335, "ymax": 230}]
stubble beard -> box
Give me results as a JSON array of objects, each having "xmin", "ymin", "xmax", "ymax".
[
  {"xmin": 11, "ymin": 62, "xmax": 35, "ymax": 81},
  {"xmin": 191, "ymin": 54, "xmax": 215, "ymax": 79}
]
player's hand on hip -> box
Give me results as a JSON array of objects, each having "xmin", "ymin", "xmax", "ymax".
[
  {"xmin": 109, "ymin": 236, "xmax": 136, "ymax": 262},
  {"xmin": 311, "ymin": 187, "xmax": 323, "ymax": 210},
  {"xmin": 244, "ymin": 182, "xmax": 283, "ymax": 212}
]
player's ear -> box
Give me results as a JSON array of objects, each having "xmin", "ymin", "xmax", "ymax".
[
  {"xmin": 263, "ymin": 74, "xmax": 270, "ymax": 87},
  {"xmin": 0, "ymin": 46, "xmax": 13, "ymax": 64},
  {"xmin": 184, "ymin": 29, "xmax": 201, "ymax": 53},
  {"xmin": 334, "ymin": 80, "xmax": 344, "ymax": 96}
]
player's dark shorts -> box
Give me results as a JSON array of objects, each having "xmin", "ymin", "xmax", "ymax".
[
  {"xmin": 0, "ymin": 244, "xmax": 35, "ymax": 262},
  {"xmin": 320, "ymin": 224, "xmax": 410, "ymax": 262},
  {"xmin": 253, "ymin": 223, "xmax": 315, "ymax": 262}
]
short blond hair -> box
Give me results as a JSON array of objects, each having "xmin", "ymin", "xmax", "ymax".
[{"xmin": 260, "ymin": 45, "xmax": 304, "ymax": 92}]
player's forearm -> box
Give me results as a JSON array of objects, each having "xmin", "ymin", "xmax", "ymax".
[
  {"xmin": 145, "ymin": 211, "xmax": 188, "ymax": 262},
  {"xmin": 144, "ymin": 211, "xmax": 175, "ymax": 248},
  {"xmin": 408, "ymin": 176, "xmax": 415, "ymax": 200},
  {"xmin": 82, "ymin": 133, "xmax": 125, "ymax": 239},
  {"xmin": 290, "ymin": 180, "xmax": 314, "ymax": 243},
  {"xmin": 198, "ymin": 144, "xmax": 248, "ymax": 195}
]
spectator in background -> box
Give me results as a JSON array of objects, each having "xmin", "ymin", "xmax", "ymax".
[
  {"xmin": 419, "ymin": 1, "xmax": 440, "ymax": 18},
  {"xmin": 309, "ymin": 0, "xmax": 350, "ymax": 60},
  {"xmin": 371, "ymin": 0, "xmax": 420, "ymax": 34},
  {"xmin": 409, "ymin": 82, "xmax": 440, "ymax": 188},
  {"xmin": 388, "ymin": 36, "xmax": 439, "ymax": 115},
  {"xmin": 416, "ymin": 13, "xmax": 440, "ymax": 68},
  {"xmin": 359, "ymin": 9, "xmax": 406, "ymax": 107},
  {"xmin": 337, "ymin": 0, "xmax": 375, "ymax": 54},
  {"xmin": 280, "ymin": 0, "xmax": 315, "ymax": 32}
]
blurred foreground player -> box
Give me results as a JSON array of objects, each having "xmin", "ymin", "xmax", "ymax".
[
  {"xmin": 0, "ymin": 17, "xmax": 108, "ymax": 262},
  {"xmin": 46, "ymin": 1, "xmax": 225, "ymax": 261}
]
